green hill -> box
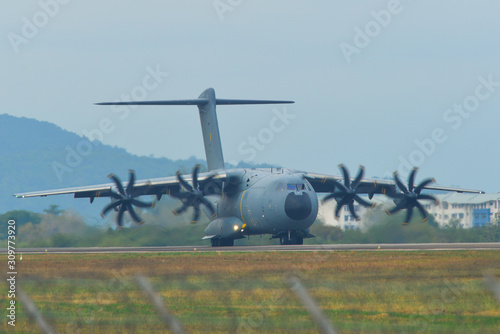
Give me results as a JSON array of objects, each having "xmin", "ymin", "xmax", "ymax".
[{"xmin": 0, "ymin": 114, "xmax": 270, "ymax": 221}]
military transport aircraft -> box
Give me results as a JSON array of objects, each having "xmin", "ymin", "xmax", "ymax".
[{"xmin": 14, "ymin": 88, "xmax": 482, "ymax": 246}]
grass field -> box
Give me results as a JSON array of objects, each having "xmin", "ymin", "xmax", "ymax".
[{"xmin": 3, "ymin": 250, "xmax": 500, "ymax": 333}]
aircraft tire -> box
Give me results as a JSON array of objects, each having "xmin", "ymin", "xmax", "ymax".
[
  {"xmin": 280, "ymin": 232, "xmax": 303, "ymax": 245},
  {"xmin": 211, "ymin": 238, "xmax": 234, "ymax": 247}
]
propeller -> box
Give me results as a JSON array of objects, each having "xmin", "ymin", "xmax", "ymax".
[
  {"xmin": 101, "ymin": 170, "xmax": 155, "ymax": 228},
  {"xmin": 386, "ymin": 167, "xmax": 439, "ymax": 225},
  {"xmin": 171, "ymin": 164, "xmax": 216, "ymax": 224},
  {"xmin": 322, "ymin": 164, "xmax": 374, "ymax": 221}
]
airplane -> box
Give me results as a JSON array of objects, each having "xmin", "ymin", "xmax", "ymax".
[{"xmin": 14, "ymin": 88, "xmax": 483, "ymax": 246}]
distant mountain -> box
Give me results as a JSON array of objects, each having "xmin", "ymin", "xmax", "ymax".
[{"xmin": 0, "ymin": 114, "xmax": 272, "ymax": 220}]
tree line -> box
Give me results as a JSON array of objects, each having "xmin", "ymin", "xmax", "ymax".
[{"xmin": 1, "ymin": 204, "xmax": 499, "ymax": 248}]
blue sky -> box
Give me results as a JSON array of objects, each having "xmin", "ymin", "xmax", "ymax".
[{"xmin": 2, "ymin": 0, "xmax": 499, "ymax": 192}]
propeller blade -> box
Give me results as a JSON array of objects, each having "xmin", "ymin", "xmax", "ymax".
[
  {"xmin": 334, "ymin": 197, "xmax": 349, "ymax": 218},
  {"xmin": 116, "ymin": 204, "xmax": 126, "ymax": 227},
  {"xmin": 351, "ymin": 165, "xmax": 365, "ymax": 189},
  {"xmin": 324, "ymin": 165, "xmax": 374, "ymax": 220},
  {"xmin": 173, "ymin": 202, "xmax": 190, "ymax": 216},
  {"xmin": 131, "ymin": 198, "xmax": 155, "ymax": 208},
  {"xmin": 322, "ymin": 193, "xmax": 338, "ymax": 203},
  {"xmin": 126, "ymin": 203, "xmax": 144, "ymax": 224},
  {"xmin": 418, "ymin": 193, "xmax": 439, "ymax": 204},
  {"xmin": 415, "ymin": 201, "xmax": 428, "ymax": 219},
  {"xmin": 177, "ymin": 171, "xmax": 193, "ymax": 192},
  {"xmin": 101, "ymin": 200, "xmax": 122, "ymax": 217},
  {"xmin": 386, "ymin": 192, "xmax": 406, "ymax": 200},
  {"xmin": 110, "ymin": 192, "xmax": 123, "ymax": 200},
  {"xmin": 389, "ymin": 168, "xmax": 438, "ymax": 225},
  {"xmin": 103, "ymin": 171, "xmax": 157, "ymax": 227},
  {"xmin": 192, "ymin": 204, "xmax": 200, "ymax": 223},
  {"xmin": 126, "ymin": 169, "xmax": 136, "ymax": 195},
  {"xmin": 393, "ymin": 171, "xmax": 408, "ymax": 194},
  {"xmin": 414, "ymin": 178, "xmax": 435, "ymax": 194},
  {"xmin": 353, "ymin": 194, "xmax": 371, "ymax": 207},
  {"xmin": 404, "ymin": 207, "xmax": 414, "ymax": 224},
  {"xmin": 199, "ymin": 196, "xmax": 215, "ymax": 214},
  {"xmin": 339, "ymin": 164, "xmax": 350, "ymax": 188},
  {"xmin": 192, "ymin": 164, "xmax": 200, "ymax": 189},
  {"xmin": 109, "ymin": 174, "xmax": 126, "ymax": 196},
  {"xmin": 348, "ymin": 202, "xmax": 359, "ymax": 220},
  {"xmin": 332, "ymin": 181, "xmax": 347, "ymax": 193},
  {"xmin": 408, "ymin": 168, "xmax": 418, "ymax": 192},
  {"xmin": 170, "ymin": 165, "xmax": 221, "ymax": 223},
  {"xmin": 389, "ymin": 200, "xmax": 407, "ymax": 214}
]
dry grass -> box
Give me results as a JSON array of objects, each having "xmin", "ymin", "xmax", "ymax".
[{"xmin": 2, "ymin": 250, "xmax": 500, "ymax": 333}]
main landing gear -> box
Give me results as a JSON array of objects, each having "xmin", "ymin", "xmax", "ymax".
[
  {"xmin": 279, "ymin": 231, "xmax": 303, "ymax": 245},
  {"xmin": 211, "ymin": 238, "xmax": 234, "ymax": 247}
]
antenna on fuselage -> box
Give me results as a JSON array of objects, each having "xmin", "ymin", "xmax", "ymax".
[{"xmin": 96, "ymin": 88, "xmax": 294, "ymax": 171}]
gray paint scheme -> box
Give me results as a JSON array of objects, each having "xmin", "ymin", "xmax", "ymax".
[
  {"xmin": 197, "ymin": 88, "xmax": 224, "ymax": 171},
  {"xmin": 14, "ymin": 88, "xmax": 484, "ymax": 246}
]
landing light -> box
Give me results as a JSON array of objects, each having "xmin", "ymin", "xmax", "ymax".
[{"xmin": 233, "ymin": 224, "xmax": 239, "ymax": 231}]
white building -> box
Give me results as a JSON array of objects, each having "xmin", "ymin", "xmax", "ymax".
[
  {"xmin": 318, "ymin": 196, "xmax": 389, "ymax": 230},
  {"xmin": 318, "ymin": 193, "xmax": 500, "ymax": 229},
  {"xmin": 425, "ymin": 193, "xmax": 500, "ymax": 228}
]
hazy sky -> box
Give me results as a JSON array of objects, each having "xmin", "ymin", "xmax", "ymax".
[{"xmin": 2, "ymin": 1, "xmax": 499, "ymax": 193}]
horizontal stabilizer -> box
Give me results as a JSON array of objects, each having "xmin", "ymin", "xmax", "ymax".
[
  {"xmin": 96, "ymin": 99, "xmax": 209, "ymax": 106},
  {"xmin": 96, "ymin": 99, "xmax": 294, "ymax": 106},
  {"xmin": 215, "ymin": 99, "xmax": 294, "ymax": 105}
]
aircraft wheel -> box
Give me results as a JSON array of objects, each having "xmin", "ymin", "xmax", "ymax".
[
  {"xmin": 211, "ymin": 238, "xmax": 234, "ymax": 247},
  {"xmin": 280, "ymin": 233, "xmax": 294, "ymax": 245},
  {"xmin": 280, "ymin": 232, "xmax": 303, "ymax": 245},
  {"xmin": 292, "ymin": 235, "xmax": 304, "ymax": 245},
  {"xmin": 220, "ymin": 239, "xmax": 234, "ymax": 247}
]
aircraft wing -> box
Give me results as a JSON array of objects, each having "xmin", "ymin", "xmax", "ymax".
[
  {"xmin": 14, "ymin": 172, "xmax": 228, "ymax": 201},
  {"xmin": 302, "ymin": 172, "xmax": 483, "ymax": 195}
]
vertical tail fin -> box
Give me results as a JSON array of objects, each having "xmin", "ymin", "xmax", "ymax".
[
  {"xmin": 96, "ymin": 88, "xmax": 294, "ymax": 171},
  {"xmin": 197, "ymin": 88, "xmax": 224, "ymax": 170}
]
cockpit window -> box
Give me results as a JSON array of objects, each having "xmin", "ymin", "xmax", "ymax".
[
  {"xmin": 275, "ymin": 183, "xmax": 286, "ymax": 191},
  {"xmin": 286, "ymin": 184, "xmax": 306, "ymax": 191}
]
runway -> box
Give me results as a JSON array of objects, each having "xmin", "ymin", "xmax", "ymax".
[{"xmin": 8, "ymin": 242, "xmax": 500, "ymax": 254}]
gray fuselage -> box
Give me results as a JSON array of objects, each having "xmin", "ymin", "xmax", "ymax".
[{"xmin": 212, "ymin": 168, "xmax": 318, "ymax": 236}]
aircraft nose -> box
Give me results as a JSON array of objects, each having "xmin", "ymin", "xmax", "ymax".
[{"xmin": 285, "ymin": 192, "xmax": 312, "ymax": 220}]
